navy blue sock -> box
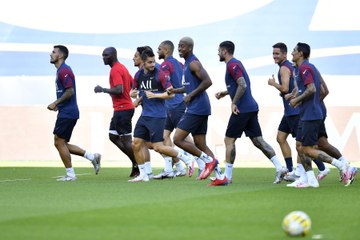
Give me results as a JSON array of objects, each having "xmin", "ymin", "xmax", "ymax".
[
  {"xmin": 285, "ymin": 157, "xmax": 293, "ymax": 172},
  {"xmin": 314, "ymin": 159, "xmax": 325, "ymax": 171}
]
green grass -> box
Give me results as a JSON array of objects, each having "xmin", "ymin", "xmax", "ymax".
[{"xmin": 0, "ymin": 167, "xmax": 359, "ymax": 240}]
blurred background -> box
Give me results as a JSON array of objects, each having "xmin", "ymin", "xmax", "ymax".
[{"xmin": 1, "ymin": 0, "xmax": 359, "ymax": 167}]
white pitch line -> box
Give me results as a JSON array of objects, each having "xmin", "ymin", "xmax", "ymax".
[{"xmin": 0, "ymin": 178, "xmax": 31, "ymax": 183}]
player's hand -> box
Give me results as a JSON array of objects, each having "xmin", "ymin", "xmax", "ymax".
[
  {"xmin": 145, "ymin": 91, "xmax": 156, "ymax": 99},
  {"xmin": 166, "ymin": 87, "xmax": 174, "ymax": 95},
  {"xmin": 94, "ymin": 85, "xmax": 103, "ymax": 93},
  {"xmin": 215, "ymin": 91, "xmax": 226, "ymax": 100},
  {"xmin": 183, "ymin": 94, "xmax": 192, "ymax": 104},
  {"xmin": 289, "ymin": 98, "xmax": 300, "ymax": 108},
  {"xmin": 133, "ymin": 97, "xmax": 142, "ymax": 107},
  {"xmin": 268, "ymin": 74, "xmax": 275, "ymax": 86},
  {"xmin": 284, "ymin": 93, "xmax": 293, "ymax": 101},
  {"xmin": 231, "ymin": 103, "xmax": 240, "ymax": 115},
  {"xmin": 47, "ymin": 103, "xmax": 58, "ymax": 111},
  {"xmin": 130, "ymin": 88, "xmax": 138, "ymax": 98}
]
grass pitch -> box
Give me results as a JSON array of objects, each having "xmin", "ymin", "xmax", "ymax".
[{"xmin": 0, "ymin": 167, "xmax": 358, "ymax": 240}]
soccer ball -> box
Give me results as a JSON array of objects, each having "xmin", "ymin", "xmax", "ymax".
[{"xmin": 282, "ymin": 211, "xmax": 311, "ymax": 236}]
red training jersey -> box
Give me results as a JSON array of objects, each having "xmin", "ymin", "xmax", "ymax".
[{"xmin": 109, "ymin": 61, "xmax": 134, "ymax": 111}]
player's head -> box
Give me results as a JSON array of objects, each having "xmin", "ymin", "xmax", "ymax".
[
  {"xmin": 218, "ymin": 41, "xmax": 235, "ymax": 62},
  {"xmin": 272, "ymin": 42, "xmax": 288, "ymax": 65},
  {"xmin": 296, "ymin": 42, "xmax": 310, "ymax": 59},
  {"xmin": 133, "ymin": 46, "xmax": 152, "ymax": 67},
  {"xmin": 102, "ymin": 47, "xmax": 118, "ymax": 66},
  {"xmin": 291, "ymin": 42, "xmax": 310, "ymax": 64},
  {"xmin": 272, "ymin": 42, "xmax": 287, "ymax": 53},
  {"xmin": 141, "ymin": 49, "xmax": 156, "ymax": 72},
  {"xmin": 178, "ymin": 37, "xmax": 194, "ymax": 59},
  {"xmin": 158, "ymin": 40, "xmax": 174, "ymax": 60},
  {"xmin": 50, "ymin": 45, "xmax": 68, "ymax": 65}
]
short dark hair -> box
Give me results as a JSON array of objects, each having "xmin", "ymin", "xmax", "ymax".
[
  {"xmin": 141, "ymin": 49, "xmax": 155, "ymax": 61},
  {"xmin": 296, "ymin": 42, "xmax": 310, "ymax": 59},
  {"xmin": 272, "ymin": 42, "xmax": 287, "ymax": 53},
  {"xmin": 161, "ymin": 40, "xmax": 174, "ymax": 53},
  {"xmin": 219, "ymin": 41, "xmax": 235, "ymax": 55},
  {"xmin": 54, "ymin": 45, "xmax": 69, "ymax": 60},
  {"xmin": 137, "ymin": 46, "xmax": 152, "ymax": 55}
]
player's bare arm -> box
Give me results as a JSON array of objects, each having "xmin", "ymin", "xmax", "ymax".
[
  {"xmin": 215, "ymin": 90, "xmax": 228, "ymax": 99},
  {"xmin": 318, "ymin": 71, "xmax": 329, "ymax": 100},
  {"xmin": 183, "ymin": 60, "xmax": 212, "ymax": 104},
  {"xmin": 94, "ymin": 84, "xmax": 123, "ymax": 94},
  {"xmin": 290, "ymin": 83, "xmax": 315, "ymax": 107},
  {"xmin": 47, "ymin": 87, "xmax": 74, "ymax": 111},
  {"xmin": 145, "ymin": 90, "xmax": 174, "ymax": 99},
  {"xmin": 230, "ymin": 77, "xmax": 246, "ymax": 115},
  {"xmin": 167, "ymin": 86, "xmax": 185, "ymax": 95}
]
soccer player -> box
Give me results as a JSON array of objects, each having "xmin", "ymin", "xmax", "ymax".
[
  {"xmin": 169, "ymin": 37, "xmax": 221, "ymax": 182},
  {"xmin": 153, "ymin": 40, "xmax": 199, "ymax": 179},
  {"xmin": 129, "ymin": 49, "xmax": 193, "ymax": 182},
  {"xmin": 268, "ymin": 42, "xmax": 328, "ymax": 181},
  {"xmin": 131, "ymin": 46, "xmax": 155, "ymax": 178},
  {"xmin": 94, "ymin": 47, "xmax": 138, "ymax": 177},
  {"xmin": 214, "ymin": 41, "xmax": 288, "ymax": 185},
  {"xmin": 287, "ymin": 42, "xmax": 354, "ymax": 187},
  {"xmin": 48, "ymin": 45, "xmax": 101, "ymax": 181},
  {"xmin": 313, "ymin": 72, "xmax": 356, "ymax": 182}
]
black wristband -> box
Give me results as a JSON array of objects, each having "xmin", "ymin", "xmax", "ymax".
[{"xmin": 103, "ymin": 88, "xmax": 107, "ymax": 93}]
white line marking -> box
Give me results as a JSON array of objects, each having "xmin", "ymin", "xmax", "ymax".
[{"xmin": 0, "ymin": 178, "xmax": 31, "ymax": 183}]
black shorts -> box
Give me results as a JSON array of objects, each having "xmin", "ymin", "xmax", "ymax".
[
  {"xmin": 278, "ymin": 114, "xmax": 299, "ymax": 138},
  {"xmin": 109, "ymin": 109, "xmax": 134, "ymax": 136},
  {"xmin": 164, "ymin": 107, "xmax": 186, "ymax": 132},
  {"xmin": 133, "ymin": 116, "xmax": 165, "ymax": 143},
  {"xmin": 225, "ymin": 111, "xmax": 262, "ymax": 138},
  {"xmin": 176, "ymin": 112, "xmax": 208, "ymax": 136},
  {"xmin": 296, "ymin": 120, "xmax": 322, "ymax": 146},
  {"xmin": 53, "ymin": 118, "xmax": 77, "ymax": 142},
  {"xmin": 318, "ymin": 118, "xmax": 328, "ymax": 138}
]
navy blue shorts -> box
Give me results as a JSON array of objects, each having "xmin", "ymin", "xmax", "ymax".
[
  {"xmin": 164, "ymin": 107, "xmax": 185, "ymax": 132},
  {"xmin": 278, "ymin": 114, "xmax": 299, "ymax": 138},
  {"xmin": 53, "ymin": 118, "xmax": 77, "ymax": 142},
  {"xmin": 225, "ymin": 111, "xmax": 262, "ymax": 138},
  {"xmin": 318, "ymin": 118, "xmax": 328, "ymax": 138},
  {"xmin": 176, "ymin": 112, "xmax": 208, "ymax": 136},
  {"xmin": 296, "ymin": 120, "xmax": 322, "ymax": 146},
  {"xmin": 134, "ymin": 116, "xmax": 165, "ymax": 142},
  {"xmin": 109, "ymin": 109, "xmax": 134, "ymax": 135}
]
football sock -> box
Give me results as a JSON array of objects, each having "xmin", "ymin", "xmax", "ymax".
[
  {"xmin": 306, "ymin": 170, "xmax": 318, "ymax": 184},
  {"xmin": 66, "ymin": 167, "xmax": 75, "ymax": 177},
  {"xmin": 298, "ymin": 165, "xmax": 307, "ymax": 183},
  {"xmin": 285, "ymin": 157, "xmax": 293, "ymax": 172},
  {"xmin": 138, "ymin": 164, "xmax": 146, "ymax": 176},
  {"xmin": 313, "ymin": 159, "xmax": 325, "ymax": 171},
  {"xmin": 83, "ymin": 151, "xmax": 95, "ymax": 161},
  {"xmin": 270, "ymin": 155, "xmax": 283, "ymax": 171},
  {"xmin": 176, "ymin": 152, "xmax": 191, "ymax": 166},
  {"xmin": 294, "ymin": 163, "xmax": 302, "ymax": 176},
  {"xmin": 163, "ymin": 155, "xmax": 173, "ymax": 172},
  {"xmin": 214, "ymin": 165, "xmax": 223, "ymax": 179},
  {"xmin": 195, "ymin": 157, "xmax": 205, "ymax": 171},
  {"xmin": 144, "ymin": 161, "xmax": 152, "ymax": 175},
  {"xmin": 338, "ymin": 156, "xmax": 349, "ymax": 164},
  {"xmin": 200, "ymin": 152, "xmax": 212, "ymax": 163},
  {"xmin": 174, "ymin": 146, "xmax": 185, "ymax": 155},
  {"xmin": 331, "ymin": 158, "xmax": 343, "ymax": 170},
  {"xmin": 175, "ymin": 161, "xmax": 185, "ymax": 172},
  {"xmin": 225, "ymin": 162, "xmax": 233, "ymax": 180}
]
